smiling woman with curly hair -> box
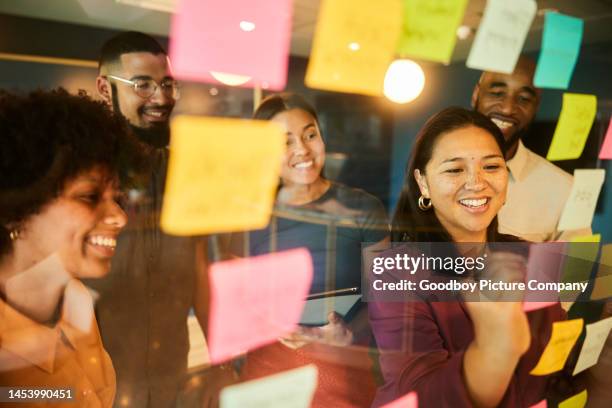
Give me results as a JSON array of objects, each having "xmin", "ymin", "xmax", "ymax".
[{"xmin": 0, "ymin": 88, "xmax": 143, "ymax": 407}]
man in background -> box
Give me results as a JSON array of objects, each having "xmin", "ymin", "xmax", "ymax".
[
  {"xmin": 91, "ymin": 31, "xmax": 222, "ymax": 407},
  {"xmin": 471, "ymin": 56, "xmax": 588, "ymax": 242}
]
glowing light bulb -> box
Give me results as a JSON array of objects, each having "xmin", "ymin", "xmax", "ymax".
[
  {"xmin": 383, "ymin": 59, "xmax": 425, "ymax": 104},
  {"xmin": 210, "ymin": 71, "xmax": 251, "ymax": 86}
]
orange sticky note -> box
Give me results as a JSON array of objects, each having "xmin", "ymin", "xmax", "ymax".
[
  {"xmin": 530, "ymin": 318, "xmax": 584, "ymax": 375},
  {"xmin": 559, "ymin": 390, "xmax": 587, "ymax": 408},
  {"xmin": 599, "ymin": 118, "xmax": 612, "ymax": 159},
  {"xmin": 161, "ymin": 116, "xmax": 284, "ymax": 235},
  {"xmin": 305, "ymin": 0, "xmax": 402, "ymax": 96},
  {"xmin": 380, "ymin": 391, "xmax": 418, "ymax": 408},
  {"xmin": 207, "ymin": 249, "xmax": 313, "ymax": 363}
]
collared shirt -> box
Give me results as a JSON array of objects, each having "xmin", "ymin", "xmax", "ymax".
[
  {"xmin": 498, "ymin": 140, "xmax": 588, "ymax": 242},
  {"xmin": 0, "ymin": 280, "xmax": 116, "ymax": 408}
]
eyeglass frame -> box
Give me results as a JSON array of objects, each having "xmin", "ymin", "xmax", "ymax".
[{"xmin": 106, "ymin": 74, "xmax": 181, "ymax": 100}]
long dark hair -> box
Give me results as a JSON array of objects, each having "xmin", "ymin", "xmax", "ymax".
[{"xmin": 391, "ymin": 107, "xmax": 507, "ymax": 242}]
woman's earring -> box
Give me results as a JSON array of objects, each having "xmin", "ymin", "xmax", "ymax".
[
  {"xmin": 9, "ymin": 229, "xmax": 20, "ymax": 241},
  {"xmin": 418, "ymin": 195, "xmax": 432, "ymax": 211}
]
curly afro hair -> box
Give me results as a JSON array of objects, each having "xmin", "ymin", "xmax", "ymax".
[{"xmin": 0, "ymin": 88, "xmax": 145, "ymax": 255}]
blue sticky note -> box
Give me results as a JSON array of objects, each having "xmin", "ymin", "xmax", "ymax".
[{"xmin": 534, "ymin": 13, "xmax": 583, "ymax": 90}]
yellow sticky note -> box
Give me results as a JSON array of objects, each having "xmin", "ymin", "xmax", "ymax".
[
  {"xmin": 558, "ymin": 390, "xmax": 587, "ymax": 408},
  {"xmin": 530, "ymin": 318, "xmax": 584, "ymax": 375},
  {"xmin": 305, "ymin": 0, "xmax": 402, "ymax": 96},
  {"xmin": 547, "ymin": 93, "xmax": 597, "ymax": 161},
  {"xmin": 397, "ymin": 0, "xmax": 468, "ymax": 64},
  {"xmin": 161, "ymin": 116, "xmax": 284, "ymax": 235},
  {"xmin": 561, "ymin": 234, "xmax": 601, "ymax": 284},
  {"xmin": 592, "ymin": 244, "xmax": 612, "ymax": 300}
]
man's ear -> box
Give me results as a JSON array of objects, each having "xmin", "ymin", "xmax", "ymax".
[
  {"xmin": 96, "ymin": 76, "xmax": 112, "ymax": 107},
  {"xmin": 413, "ymin": 169, "xmax": 430, "ymax": 198},
  {"xmin": 470, "ymin": 83, "xmax": 480, "ymax": 109}
]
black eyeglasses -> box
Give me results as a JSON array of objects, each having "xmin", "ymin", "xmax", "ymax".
[{"xmin": 107, "ymin": 75, "xmax": 180, "ymax": 100}]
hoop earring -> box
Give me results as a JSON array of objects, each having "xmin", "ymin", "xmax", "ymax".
[
  {"xmin": 418, "ymin": 195, "xmax": 432, "ymax": 211},
  {"xmin": 9, "ymin": 229, "xmax": 20, "ymax": 241}
]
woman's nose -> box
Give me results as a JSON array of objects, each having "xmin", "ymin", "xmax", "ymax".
[
  {"xmin": 465, "ymin": 169, "xmax": 486, "ymax": 190},
  {"xmin": 104, "ymin": 200, "xmax": 128, "ymax": 229}
]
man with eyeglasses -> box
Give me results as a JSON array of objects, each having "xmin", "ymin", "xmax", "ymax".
[{"xmin": 88, "ymin": 32, "xmax": 227, "ymax": 407}]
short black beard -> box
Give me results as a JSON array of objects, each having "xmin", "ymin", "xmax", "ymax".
[{"xmin": 111, "ymin": 83, "xmax": 170, "ymax": 148}]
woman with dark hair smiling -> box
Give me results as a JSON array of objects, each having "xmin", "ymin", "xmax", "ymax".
[
  {"xmin": 0, "ymin": 89, "xmax": 141, "ymax": 407},
  {"xmin": 233, "ymin": 93, "xmax": 389, "ymax": 407},
  {"xmin": 369, "ymin": 107, "xmax": 571, "ymax": 407}
]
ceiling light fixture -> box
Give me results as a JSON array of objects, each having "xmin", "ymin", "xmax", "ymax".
[{"xmin": 383, "ymin": 59, "xmax": 425, "ymax": 104}]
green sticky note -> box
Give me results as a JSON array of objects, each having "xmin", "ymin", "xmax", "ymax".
[
  {"xmin": 559, "ymin": 390, "xmax": 587, "ymax": 408},
  {"xmin": 546, "ymin": 93, "xmax": 597, "ymax": 161},
  {"xmin": 534, "ymin": 13, "xmax": 583, "ymax": 89},
  {"xmin": 397, "ymin": 0, "xmax": 468, "ymax": 64}
]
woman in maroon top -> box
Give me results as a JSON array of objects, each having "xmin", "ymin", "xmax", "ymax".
[{"xmin": 369, "ymin": 108, "xmax": 570, "ymax": 407}]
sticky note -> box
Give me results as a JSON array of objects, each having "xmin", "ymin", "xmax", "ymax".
[
  {"xmin": 115, "ymin": 0, "xmax": 175, "ymax": 13},
  {"xmin": 558, "ymin": 390, "xmax": 587, "ymax": 408},
  {"xmin": 161, "ymin": 116, "xmax": 284, "ymax": 235},
  {"xmin": 220, "ymin": 364, "xmax": 317, "ymax": 408},
  {"xmin": 573, "ymin": 316, "xmax": 612, "ymax": 375},
  {"xmin": 397, "ymin": 0, "xmax": 468, "ymax": 64},
  {"xmin": 305, "ymin": 0, "xmax": 402, "ymax": 96},
  {"xmin": 207, "ymin": 249, "xmax": 313, "ymax": 363},
  {"xmin": 557, "ymin": 169, "xmax": 605, "ymax": 232},
  {"xmin": 524, "ymin": 242, "xmax": 566, "ymax": 307},
  {"xmin": 591, "ymin": 244, "xmax": 612, "ymax": 300},
  {"xmin": 169, "ymin": 0, "xmax": 292, "ymax": 90},
  {"xmin": 598, "ymin": 118, "xmax": 612, "ymax": 160},
  {"xmin": 546, "ymin": 93, "xmax": 597, "ymax": 161},
  {"xmin": 530, "ymin": 318, "xmax": 584, "ymax": 375},
  {"xmin": 466, "ymin": 0, "xmax": 536, "ymax": 73},
  {"xmin": 534, "ymin": 13, "xmax": 583, "ymax": 89},
  {"xmin": 561, "ymin": 234, "xmax": 600, "ymax": 285},
  {"xmin": 529, "ymin": 400, "xmax": 547, "ymax": 408},
  {"xmin": 380, "ymin": 391, "xmax": 418, "ymax": 408}
]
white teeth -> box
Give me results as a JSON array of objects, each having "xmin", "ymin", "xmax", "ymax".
[
  {"xmin": 491, "ymin": 118, "xmax": 512, "ymax": 130},
  {"xmin": 460, "ymin": 198, "xmax": 488, "ymax": 208},
  {"xmin": 294, "ymin": 160, "xmax": 313, "ymax": 169},
  {"xmin": 146, "ymin": 111, "xmax": 164, "ymax": 118},
  {"xmin": 88, "ymin": 236, "xmax": 117, "ymax": 249}
]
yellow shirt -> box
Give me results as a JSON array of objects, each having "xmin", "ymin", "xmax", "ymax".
[{"xmin": 0, "ymin": 279, "xmax": 115, "ymax": 407}]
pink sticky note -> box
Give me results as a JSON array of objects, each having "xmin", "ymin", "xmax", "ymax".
[
  {"xmin": 523, "ymin": 243, "xmax": 566, "ymax": 311},
  {"xmin": 380, "ymin": 392, "xmax": 418, "ymax": 408},
  {"xmin": 529, "ymin": 399, "xmax": 547, "ymax": 408},
  {"xmin": 169, "ymin": 0, "xmax": 292, "ymax": 90},
  {"xmin": 599, "ymin": 118, "xmax": 612, "ymax": 159},
  {"xmin": 207, "ymin": 248, "xmax": 313, "ymax": 363}
]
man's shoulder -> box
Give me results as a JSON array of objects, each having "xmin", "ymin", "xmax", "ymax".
[{"xmin": 523, "ymin": 146, "xmax": 573, "ymax": 186}]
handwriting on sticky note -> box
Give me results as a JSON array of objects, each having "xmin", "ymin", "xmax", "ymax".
[
  {"xmin": 305, "ymin": 0, "xmax": 402, "ymax": 96},
  {"xmin": 534, "ymin": 13, "xmax": 583, "ymax": 90},
  {"xmin": 530, "ymin": 318, "xmax": 584, "ymax": 375},
  {"xmin": 546, "ymin": 93, "xmax": 597, "ymax": 161},
  {"xmin": 220, "ymin": 364, "xmax": 317, "ymax": 408},
  {"xmin": 207, "ymin": 249, "xmax": 313, "ymax": 364},
  {"xmin": 558, "ymin": 390, "xmax": 587, "ymax": 408},
  {"xmin": 169, "ymin": 0, "xmax": 292, "ymax": 89},
  {"xmin": 591, "ymin": 244, "xmax": 612, "ymax": 300},
  {"xmin": 557, "ymin": 169, "xmax": 605, "ymax": 232},
  {"xmin": 380, "ymin": 391, "xmax": 418, "ymax": 408},
  {"xmin": 573, "ymin": 316, "xmax": 612, "ymax": 375},
  {"xmin": 160, "ymin": 116, "xmax": 284, "ymax": 235},
  {"xmin": 466, "ymin": 0, "xmax": 536, "ymax": 73},
  {"xmin": 397, "ymin": 0, "xmax": 467, "ymax": 64},
  {"xmin": 599, "ymin": 118, "xmax": 612, "ymax": 160}
]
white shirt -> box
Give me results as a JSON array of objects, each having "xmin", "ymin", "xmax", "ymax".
[{"xmin": 498, "ymin": 140, "xmax": 587, "ymax": 242}]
